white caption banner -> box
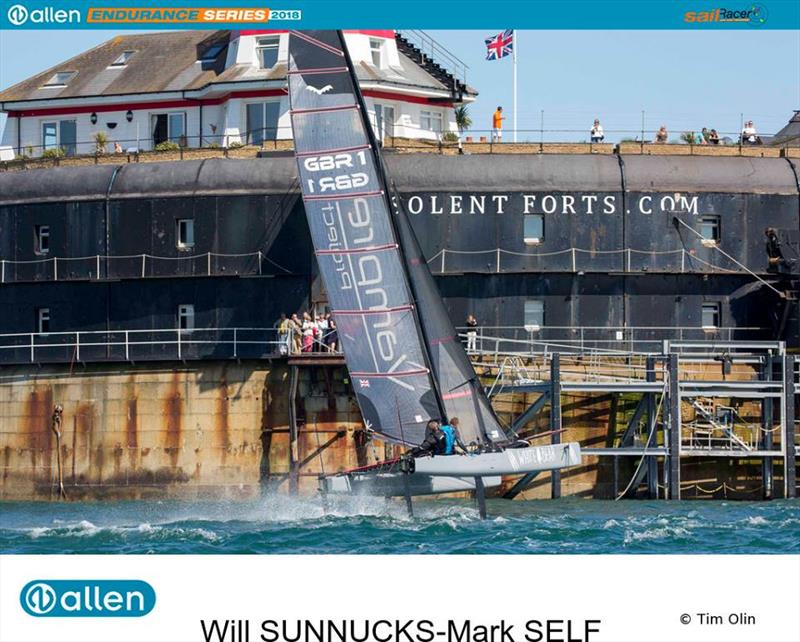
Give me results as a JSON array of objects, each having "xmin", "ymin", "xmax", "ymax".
[{"xmin": 1, "ymin": 555, "xmax": 798, "ymax": 642}]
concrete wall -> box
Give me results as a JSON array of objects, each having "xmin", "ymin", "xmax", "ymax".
[
  {"xmin": 0, "ymin": 360, "xmax": 366, "ymax": 500},
  {"xmin": 0, "ymin": 358, "xmax": 783, "ymax": 501}
]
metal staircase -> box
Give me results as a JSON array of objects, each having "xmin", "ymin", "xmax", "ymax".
[{"xmin": 395, "ymin": 30, "xmax": 470, "ymax": 101}]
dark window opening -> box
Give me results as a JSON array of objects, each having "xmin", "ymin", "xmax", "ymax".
[{"xmin": 35, "ymin": 225, "xmax": 50, "ymax": 255}]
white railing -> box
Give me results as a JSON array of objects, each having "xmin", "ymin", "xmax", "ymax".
[
  {"xmin": 429, "ymin": 247, "xmax": 759, "ymax": 275},
  {"xmin": 0, "ymin": 327, "xmax": 341, "ymax": 365},
  {"xmin": 0, "ymin": 251, "xmax": 279, "ymax": 283},
  {"xmin": 456, "ymin": 325, "xmax": 769, "ymax": 357}
]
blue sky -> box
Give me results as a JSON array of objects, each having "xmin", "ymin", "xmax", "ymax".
[{"xmin": 1, "ymin": 29, "xmax": 798, "ymax": 142}]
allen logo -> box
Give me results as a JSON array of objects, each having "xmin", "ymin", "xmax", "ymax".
[
  {"xmin": 20, "ymin": 580, "xmax": 156, "ymax": 617},
  {"xmin": 6, "ymin": 4, "xmax": 81, "ymax": 26}
]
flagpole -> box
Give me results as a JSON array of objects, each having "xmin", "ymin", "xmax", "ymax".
[{"xmin": 513, "ymin": 30, "xmax": 517, "ymax": 143}]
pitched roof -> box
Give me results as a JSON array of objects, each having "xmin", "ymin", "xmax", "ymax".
[
  {"xmin": 768, "ymin": 110, "xmax": 800, "ymax": 147},
  {"xmin": 0, "ymin": 31, "xmax": 467, "ymax": 104},
  {"xmin": 0, "ymin": 31, "xmax": 230, "ymax": 102}
]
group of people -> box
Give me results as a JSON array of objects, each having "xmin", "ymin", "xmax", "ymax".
[
  {"xmin": 406, "ymin": 417, "xmax": 470, "ymax": 458},
  {"xmin": 492, "ymin": 111, "xmax": 762, "ymax": 147},
  {"xmin": 275, "ymin": 312, "xmax": 338, "ymax": 355}
]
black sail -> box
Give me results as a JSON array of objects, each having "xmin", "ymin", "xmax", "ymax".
[
  {"xmin": 390, "ymin": 191, "xmax": 508, "ymax": 445},
  {"xmin": 288, "ymin": 30, "xmax": 508, "ymax": 447},
  {"xmin": 288, "ymin": 31, "xmax": 441, "ymax": 445}
]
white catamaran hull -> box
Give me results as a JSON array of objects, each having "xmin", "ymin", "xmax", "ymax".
[
  {"xmin": 322, "ymin": 473, "xmax": 503, "ymax": 497},
  {"xmin": 320, "ymin": 443, "xmax": 582, "ymax": 496}
]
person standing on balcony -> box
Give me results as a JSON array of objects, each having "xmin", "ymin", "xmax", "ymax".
[
  {"xmin": 492, "ymin": 106, "xmax": 505, "ymax": 142},
  {"xmin": 276, "ymin": 313, "xmax": 290, "ymax": 356},
  {"xmin": 465, "ymin": 314, "xmax": 479, "ymax": 353},
  {"xmin": 326, "ymin": 316, "xmax": 338, "ymax": 353},
  {"xmin": 289, "ymin": 313, "xmax": 303, "ymax": 354},
  {"xmin": 655, "ymin": 125, "xmax": 669, "ymax": 143},
  {"xmin": 301, "ymin": 312, "xmax": 315, "ymax": 353},
  {"xmin": 590, "ymin": 119, "xmax": 604, "ymax": 143}
]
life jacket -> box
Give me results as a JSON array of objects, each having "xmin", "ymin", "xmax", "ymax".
[{"xmin": 440, "ymin": 424, "xmax": 456, "ymax": 455}]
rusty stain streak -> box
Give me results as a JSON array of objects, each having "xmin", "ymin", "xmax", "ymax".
[
  {"xmin": 74, "ymin": 403, "xmax": 95, "ymax": 485},
  {"xmin": 216, "ymin": 375, "xmax": 229, "ymax": 465},
  {"xmin": 163, "ymin": 373, "xmax": 182, "ymax": 468},
  {"xmin": 22, "ymin": 387, "xmax": 54, "ymax": 484},
  {"xmin": 126, "ymin": 398, "xmax": 139, "ymax": 472}
]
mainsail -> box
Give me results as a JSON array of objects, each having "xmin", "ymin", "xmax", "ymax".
[{"xmin": 287, "ymin": 30, "xmax": 508, "ymax": 447}]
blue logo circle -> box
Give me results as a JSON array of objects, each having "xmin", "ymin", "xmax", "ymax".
[{"xmin": 23, "ymin": 583, "xmax": 56, "ymax": 615}]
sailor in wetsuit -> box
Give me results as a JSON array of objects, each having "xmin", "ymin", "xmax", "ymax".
[
  {"xmin": 405, "ymin": 420, "xmax": 444, "ymax": 458},
  {"xmin": 439, "ymin": 417, "xmax": 469, "ymax": 455}
]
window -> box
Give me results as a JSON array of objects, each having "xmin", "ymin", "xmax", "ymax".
[
  {"xmin": 702, "ymin": 303, "xmax": 720, "ymax": 329},
  {"xmin": 700, "ymin": 216, "xmax": 720, "ymax": 246},
  {"xmin": 178, "ymin": 304, "xmax": 195, "ymax": 332},
  {"xmin": 524, "ymin": 214, "xmax": 544, "ymax": 244},
  {"xmin": 176, "ymin": 219, "xmax": 195, "ymax": 249},
  {"xmin": 524, "ymin": 300, "xmax": 544, "ymax": 330},
  {"xmin": 374, "ymin": 104, "xmax": 395, "ymax": 141},
  {"xmin": 246, "ymin": 101, "xmax": 281, "ymax": 144},
  {"xmin": 41, "ymin": 120, "xmax": 76, "ymax": 156},
  {"xmin": 35, "ymin": 225, "xmax": 50, "ymax": 255},
  {"xmin": 369, "ymin": 38, "xmax": 384, "ymax": 67},
  {"xmin": 109, "ymin": 50, "xmax": 135, "ymax": 68},
  {"xmin": 36, "ymin": 308, "xmax": 51, "ymax": 334},
  {"xmin": 256, "ymin": 36, "xmax": 280, "ymax": 69},
  {"xmin": 420, "ymin": 110, "xmax": 443, "ymax": 133},
  {"xmin": 151, "ymin": 113, "xmax": 186, "ymax": 147},
  {"xmin": 43, "ymin": 71, "xmax": 76, "ymax": 87},
  {"xmin": 200, "ymin": 43, "xmax": 225, "ymax": 62}
]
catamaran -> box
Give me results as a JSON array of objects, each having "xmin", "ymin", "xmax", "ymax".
[{"xmin": 286, "ymin": 30, "xmax": 581, "ymax": 511}]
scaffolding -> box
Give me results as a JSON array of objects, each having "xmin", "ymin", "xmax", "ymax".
[{"xmin": 470, "ymin": 335, "xmax": 797, "ymax": 500}]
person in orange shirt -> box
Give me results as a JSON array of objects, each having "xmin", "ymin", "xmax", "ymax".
[{"xmin": 492, "ymin": 106, "xmax": 505, "ymax": 142}]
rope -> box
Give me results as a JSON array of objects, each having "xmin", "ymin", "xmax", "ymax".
[{"xmin": 672, "ymin": 217, "xmax": 785, "ymax": 298}]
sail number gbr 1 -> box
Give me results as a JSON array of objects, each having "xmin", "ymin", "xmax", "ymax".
[{"xmin": 303, "ymin": 151, "xmax": 371, "ymax": 194}]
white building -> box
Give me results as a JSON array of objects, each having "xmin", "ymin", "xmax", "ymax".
[{"xmin": 0, "ymin": 30, "xmax": 475, "ymax": 157}]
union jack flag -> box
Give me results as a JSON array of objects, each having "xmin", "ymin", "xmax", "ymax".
[
  {"xmin": 485, "ymin": 29, "xmax": 513, "ymax": 61},
  {"xmin": 359, "ymin": 379, "xmax": 370, "ymax": 388}
]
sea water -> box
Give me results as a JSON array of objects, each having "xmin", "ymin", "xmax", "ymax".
[{"xmin": 1, "ymin": 497, "xmax": 798, "ymax": 554}]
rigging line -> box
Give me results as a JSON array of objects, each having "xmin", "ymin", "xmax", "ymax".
[
  {"xmin": 672, "ymin": 216, "xmax": 785, "ymax": 298},
  {"xmin": 614, "ymin": 375, "xmax": 667, "ymax": 502}
]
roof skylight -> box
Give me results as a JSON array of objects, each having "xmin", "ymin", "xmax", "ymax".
[
  {"xmin": 109, "ymin": 50, "xmax": 135, "ymax": 68},
  {"xmin": 43, "ymin": 71, "xmax": 77, "ymax": 87}
]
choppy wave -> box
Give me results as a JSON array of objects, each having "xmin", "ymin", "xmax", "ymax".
[{"xmin": 1, "ymin": 497, "xmax": 798, "ymax": 554}]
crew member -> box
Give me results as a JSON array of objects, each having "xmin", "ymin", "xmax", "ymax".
[
  {"xmin": 439, "ymin": 417, "xmax": 469, "ymax": 455},
  {"xmin": 406, "ymin": 420, "xmax": 444, "ymax": 458}
]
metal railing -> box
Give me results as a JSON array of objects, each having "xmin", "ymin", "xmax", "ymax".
[
  {"xmin": 0, "ymin": 323, "xmax": 775, "ymax": 366},
  {"xmin": 427, "ymin": 246, "xmax": 763, "ymax": 275},
  {"xmin": 397, "ymin": 29, "xmax": 469, "ymax": 87},
  {"xmin": 0, "ymin": 251, "xmax": 285, "ymax": 284},
  {"xmin": 0, "ymin": 327, "xmax": 342, "ymax": 366},
  {"xmin": 4, "ymin": 121, "xmax": 792, "ymax": 167},
  {"xmin": 456, "ymin": 325, "xmax": 769, "ymax": 357}
]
